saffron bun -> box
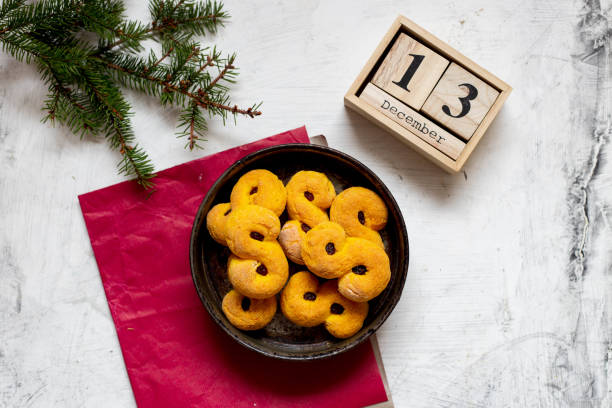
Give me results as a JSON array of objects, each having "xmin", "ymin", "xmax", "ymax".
[
  {"xmin": 230, "ymin": 169, "xmax": 287, "ymax": 217},
  {"xmin": 222, "ymin": 289, "xmax": 277, "ymax": 331},
  {"xmin": 330, "ymin": 187, "xmax": 388, "ymax": 248},
  {"xmin": 280, "ymin": 271, "xmax": 368, "ymax": 338},
  {"xmin": 206, "ymin": 169, "xmax": 286, "ymax": 247},
  {"xmin": 285, "ymin": 170, "xmax": 336, "ymax": 228},
  {"xmin": 209, "ymin": 169, "xmax": 391, "ymax": 333},
  {"xmin": 279, "ymin": 171, "xmax": 336, "ymax": 264},
  {"xmin": 301, "ymin": 222, "xmax": 391, "ymax": 302},
  {"xmin": 278, "ymin": 220, "xmax": 308, "ymax": 265},
  {"xmin": 225, "ymin": 205, "xmax": 289, "ymax": 299},
  {"xmin": 206, "ymin": 202, "xmax": 232, "ymax": 245},
  {"xmin": 280, "ymin": 271, "xmax": 328, "ymax": 327}
]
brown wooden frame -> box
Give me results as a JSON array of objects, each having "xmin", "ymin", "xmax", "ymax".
[{"xmin": 344, "ymin": 15, "xmax": 512, "ymax": 172}]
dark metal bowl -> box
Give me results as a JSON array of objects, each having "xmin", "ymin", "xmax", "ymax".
[{"xmin": 190, "ymin": 144, "xmax": 409, "ymax": 360}]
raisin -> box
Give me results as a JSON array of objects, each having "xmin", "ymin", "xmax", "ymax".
[
  {"xmin": 304, "ymin": 191, "xmax": 314, "ymax": 201},
  {"xmin": 256, "ymin": 264, "xmax": 268, "ymax": 276},
  {"xmin": 330, "ymin": 303, "xmax": 344, "ymax": 314},
  {"xmin": 352, "ymin": 265, "xmax": 367, "ymax": 275},
  {"xmin": 325, "ymin": 242, "xmax": 335, "ymax": 255},
  {"xmin": 241, "ymin": 297, "xmax": 251, "ymax": 311},
  {"xmin": 303, "ymin": 292, "xmax": 317, "ymax": 301},
  {"xmin": 249, "ymin": 186, "xmax": 258, "ymax": 195},
  {"xmin": 301, "ymin": 223, "xmax": 311, "ymax": 233},
  {"xmin": 358, "ymin": 211, "xmax": 365, "ymax": 225},
  {"xmin": 250, "ymin": 231, "xmax": 264, "ymax": 241}
]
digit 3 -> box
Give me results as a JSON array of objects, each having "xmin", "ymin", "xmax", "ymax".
[
  {"xmin": 225, "ymin": 205, "xmax": 289, "ymax": 299},
  {"xmin": 279, "ymin": 171, "xmax": 336, "ymax": 264},
  {"xmin": 301, "ymin": 222, "xmax": 391, "ymax": 303},
  {"xmin": 442, "ymin": 83, "xmax": 478, "ymax": 119},
  {"xmin": 222, "ymin": 289, "xmax": 277, "ymax": 331},
  {"xmin": 206, "ymin": 169, "xmax": 286, "ymax": 246},
  {"xmin": 280, "ymin": 271, "xmax": 369, "ymax": 339},
  {"xmin": 330, "ymin": 187, "xmax": 388, "ymax": 249}
]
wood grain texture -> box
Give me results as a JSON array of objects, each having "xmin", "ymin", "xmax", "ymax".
[
  {"xmin": 345, "ymin": 14, "xmax": 511, "ymax": 173},
  {"xmin": 360, "ymin": 83, "xmax": 465, "ymax": 159},
  {"xmin": 0, "ymin": 1, "xmax": 611, "ymax": 407},
  {"xmin": 372, "ymin": 33, "xmax": 449, "ymax": 110},
  {"xmin": 421, "ymin": 63, "xmax": 500, "ymax": 140}
]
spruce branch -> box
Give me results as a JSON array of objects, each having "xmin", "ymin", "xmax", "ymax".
[
  {"xmin": 0, "ymin": 0, "xmax": 261, "ymax": 189},
  {"xmin": 95, "ymin": 0, "xmax": 227, "ymax": 55},
  {"xmin": 40, "ymin": 65, "xmax": 100, "ymax": 137},
  {"xmin": 178, "ymin": 100, "xmax": 207, "ymax": 150},
  {"xmin": 97, "ymin": 52, "xmax": 261, "ymax": 118}
]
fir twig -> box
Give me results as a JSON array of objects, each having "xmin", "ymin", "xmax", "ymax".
[
  {"xmin": 0, "ymin": 0, "xmax": 261, "ymax": 189},
  {"xmin": 97, "ymin": 54, "xmax": 261, "ymax": 117}
]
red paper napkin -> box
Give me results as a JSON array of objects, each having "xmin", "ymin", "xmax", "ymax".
[{"xmin": 79, "ymin": 126, "xmax": 388, "ymax": 408}]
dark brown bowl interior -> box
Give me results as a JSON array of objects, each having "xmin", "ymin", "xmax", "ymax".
[{"xmin": 190, "ymin": 144, "xmax": 409, "ymax": 360}]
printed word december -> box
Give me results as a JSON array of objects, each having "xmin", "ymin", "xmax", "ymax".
[{"xmin": 380, "ymin": 100, "xmax": 446, "ymax": 144}]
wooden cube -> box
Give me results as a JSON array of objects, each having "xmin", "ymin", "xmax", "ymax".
[
  {"xmin": 421, "ymin": 63, "xmax": 500, "ymax": 140},
  {"xmin": 372, "ymin": 33, "xmax": 449, "ymax": 110},
  {"xmin": 344, "ymin": 16, "xmax": 511, "ymax": 173}
]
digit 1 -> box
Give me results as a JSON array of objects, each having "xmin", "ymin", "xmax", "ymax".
[
  {"xmin": 392, "ymin": 54, "xmax": 425, "ymax": 92},
  {"xmin": 442, "ymin": 83, "xmax": 478, "ymax": 118}
]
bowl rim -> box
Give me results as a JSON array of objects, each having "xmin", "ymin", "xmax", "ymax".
[{"xmin": 189, "ymin": 143, "xmax": 409, "ymax": 360}]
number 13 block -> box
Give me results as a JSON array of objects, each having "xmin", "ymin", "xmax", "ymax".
[
  {"xmin": 344, "ymin": 15, "xmax": 512, "ymax": 173},
  {"xmin": 422, "ymin": 63, "xmax": 500, "ymax": 140}
]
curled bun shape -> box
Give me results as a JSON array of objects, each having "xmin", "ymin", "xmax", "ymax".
[
  {"xmin": 225, "ymin": 205, "xmax": 289, "ymax": 298},
  {"xmin": 230, "ymin": 169, "xmax": 287, "ymax": 216},
  {"xmin": 206, "ymin": 169, "xmax": 286, "ymax": 246},
  {"xmin": 301, "ymin": 222, "xmax": 391, "ymax": 302},
  {"xmin": 330, "ymin": 187, "xmax": 388, "ymax": 248},
  {"xmin": 206, "ymin": 202, "xmax": 232, "ymax": 245},
  {"xmin": 286, "ymin": 171, "xmax": 336, "ymax": 227},
  {"xmin": 279, "ymin": 171, "xmax": 336, "ymax": 264},
  {"xmin": 222, "ymin": 289, "xmax": 277, "ymax": 330},
  {"xmin": 280, "ymin": 271, "xmax": 368, "ymax": 338},
  {"xmin": 278, "ymin": 220, "xmax": 307, "ymax": 265}
]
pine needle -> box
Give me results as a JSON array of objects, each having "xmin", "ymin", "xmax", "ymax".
[{"xmin": 0, "ymin": 0, "xmax": 262, "ymax": 189}]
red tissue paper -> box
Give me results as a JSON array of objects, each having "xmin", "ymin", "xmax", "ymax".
[{"xmin": 79, "ymin": 126, "xmax": 388, "ymax": 408}]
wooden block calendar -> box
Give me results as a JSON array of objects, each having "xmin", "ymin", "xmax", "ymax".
[{"xmin": 345, "ymin": 15, "xmax": 511, "ymax": 173}]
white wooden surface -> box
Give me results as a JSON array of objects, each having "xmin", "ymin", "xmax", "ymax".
[{"xmin": 1, "ymin": 1, "xmax": 611, "ymax": 407}]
